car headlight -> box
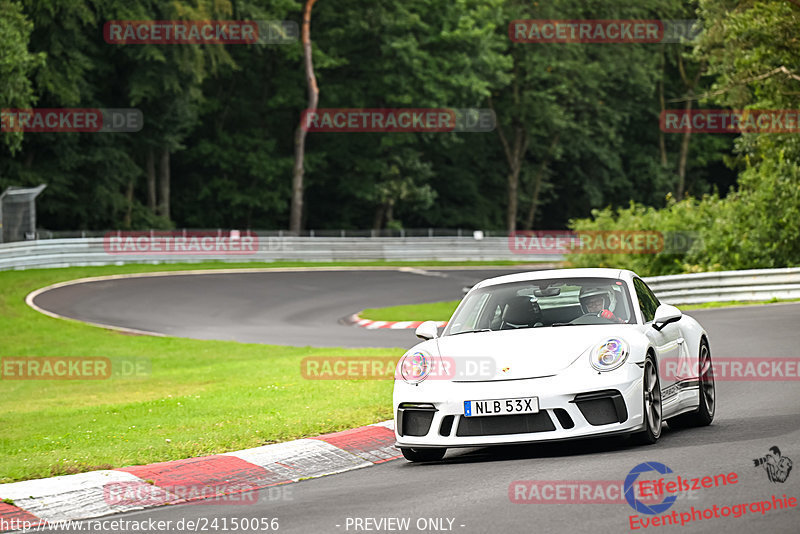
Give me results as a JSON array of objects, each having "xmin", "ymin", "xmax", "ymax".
[
  {"xmin": 398, "ymin": 350, "xmax": 432, "ymax": 384},
  {"xmin": 591, "ymin": 338, "xmax": 629, "ymax": 372}
]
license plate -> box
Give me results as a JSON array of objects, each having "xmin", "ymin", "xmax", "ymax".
[{"xmin": 463, "ymin": 397, "xmax": 538, "ymax": 417}]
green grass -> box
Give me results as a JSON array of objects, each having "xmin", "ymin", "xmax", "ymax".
[
  {"xmin": 360, "ymin": 301, "xmax": 461, "ymax": 322},
  {"xmin": 0, "ymin": 262, "xmax": 479, "ymax": 483}
]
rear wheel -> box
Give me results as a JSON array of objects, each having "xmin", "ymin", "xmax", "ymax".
[
  {"xmin": 668, "ymin": 339, "xmax": 715, "ymax": 429},
  {"xmin": 632, "ymin": 355, "xmax": 662, "ymax": 445},
  {"xmin": 400, "ymin": 447, "xmax": 446, "ymax": 462}
]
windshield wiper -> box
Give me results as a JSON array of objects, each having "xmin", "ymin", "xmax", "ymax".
[
  {"xmin": 551, "ymin": 322, "xmax": 577, "ymax": 327},
  {"xmin": 450, "ymin": 328, "xmax": 493, "ymax": 335}
]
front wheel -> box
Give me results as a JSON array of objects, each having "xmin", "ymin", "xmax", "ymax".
[
  {"xmin": 632, "ymin": 355, "xmax": 662, "ymax": 445},
  {"xmin": 400, "ymin": 447, "xmax": 446, "ymax": 462}
]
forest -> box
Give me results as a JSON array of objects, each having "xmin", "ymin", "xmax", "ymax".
[{"xmin": 2, "ymin": 0, "xmax": 798, "ymax": 275}]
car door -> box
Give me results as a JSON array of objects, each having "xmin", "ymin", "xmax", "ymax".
[{"xmin": 633, "ymin": 278, "xmax": 683, "ymax": 395}]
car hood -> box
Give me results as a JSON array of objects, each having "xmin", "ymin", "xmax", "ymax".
[{"xmin": 435, "ymin": 326, "xmax": 632, "ymax": 381}]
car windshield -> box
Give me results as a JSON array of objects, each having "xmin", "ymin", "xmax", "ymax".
[{"xmin": 444, "ymin": 277, "xmax": 635, "ymax": 335}]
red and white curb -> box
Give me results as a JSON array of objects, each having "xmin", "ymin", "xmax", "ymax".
[
  {"xmin": 347, "ymin": 313, "xmax": 447, "ymax": 330},
  {"xmin": 0, "ymin": 421, "xmax": 399, "ymax": 530}
]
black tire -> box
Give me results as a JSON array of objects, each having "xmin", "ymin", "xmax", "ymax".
[
  {"xmin": 668, "ymin": 339, "xmax": 715, "ymax": 429},
  {"xmin": 400, "ymin": 447, "xmax": 446, "ymax": 462},
  {"xmin": 632, "ymin": 355, "xmax": 663, "ymax": 445}
]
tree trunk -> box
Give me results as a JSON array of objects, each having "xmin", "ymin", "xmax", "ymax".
[
  {"xmin": 490, "ymin": 120, "xmax": 525, "ymax": 233},
  {"xmin": 372, "ymin": 204, "xmax": 385, "ymax": 231},
  {"xmin": 524, "ymin": 134, "xmax": 559, "ymax": 230},
  {"xmin": 658, "ymin": 45, "xmax": 668, "ymax": 168},
  {"xmin": 490, "ymin": 53, "xmax": 529, "ymax": 234},
  {"xmin": 674, "ymin": 57, "xmax": 705, "ymax": 199},
  {"xmin": 146, "ymin": 148, "xmax": 157, "ymax": 213},
  {"xmin": 385, "ymin": 200, "xmax": 395, "ymax": 226},
  {"xmin": 158, "ymin": 149, "xmax": 170, "ymax": 220},
  {"xmin": 290, "ymin": 0, "xmax": 320, "ymax": 233},
  {"xmin": 506, "ymin": 169, "xmax": 519, "ymax": 232},
  {"xmin": 124, "ymin": 177, "xmax": 134, "ymax": 228},
  {"xmin": 676, "ymin": 94, "xmax": 692, "ymax": 199},
  {"xmin": 500, "ymin": 128, "xmax": 528, "ymax": 233}
]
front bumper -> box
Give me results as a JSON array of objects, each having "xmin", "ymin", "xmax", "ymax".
[{"xmin": 393, "ymin": 362, "xmax": 645, "ymax": 448}]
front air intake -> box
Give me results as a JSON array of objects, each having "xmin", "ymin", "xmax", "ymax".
[
  {"xmin": 456, "ymin": 412, "xmax": 555, "ymax": 437},
  {"xmin": 397, "ymin": 403, "xmax": 436, "ymax": 437},
  {"xmin": 572, "ymin": 390, "xmax": 628, "ymax": 426}
]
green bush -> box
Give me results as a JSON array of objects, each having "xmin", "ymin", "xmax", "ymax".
[
  {"xmin": 566, "ymin": 151, "xmax": 800, "ymax": 276},
  {"xmin": 566, "ymin": 197, "xmax": 719, "ymax": 276}
]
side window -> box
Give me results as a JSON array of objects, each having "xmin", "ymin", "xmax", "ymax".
[
  {"xmin": 453, "ymin": 292, "xmax": 490, "ymax": 331},
  {"xmin": 633, "ymin": 278, "xmax": 660, "ymax": 323}
]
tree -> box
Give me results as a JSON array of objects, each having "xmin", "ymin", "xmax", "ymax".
[
  {"xmin": 290, "ymin": 0, "xmax": 319, "ymax": 233},
  {"xmin": 0, "ymin": 0, "xmax": 44, "ymax": 153}
]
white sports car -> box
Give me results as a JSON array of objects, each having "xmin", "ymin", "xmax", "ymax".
[{"xmin": 393, "ymin": 268, "xmax": 715, "ymax": 462}]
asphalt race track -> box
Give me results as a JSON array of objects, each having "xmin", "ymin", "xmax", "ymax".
[
  {"xmin": 32, "ymin": 268, "xmax": 530, "ymax": 348},
  {"xmin": 29, "ymin": 269, "xmax": 800, "ymax": 533}
]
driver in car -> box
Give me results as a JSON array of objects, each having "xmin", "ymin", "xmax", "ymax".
[{"xmin": 579, "ymin": 286, "xmax": 627, "ymax": 323}]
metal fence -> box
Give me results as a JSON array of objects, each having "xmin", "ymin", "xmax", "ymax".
[
  {"xmin": 645, "ymin": 267, "xmax": 800, "ymax": 305},
  {"xmin": 29, "ymin": 228, "xmax": 508, "ymax": 239},
  {"xmin": 0, "ymin": 235, "xmax": 555, "ymax": 270}
]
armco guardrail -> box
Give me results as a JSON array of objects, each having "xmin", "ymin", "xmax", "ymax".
[
  {"xmin": 0, "ymin": 236, "xmax": 558, "ymax": 270},
  {"xmin": 645, "ymin": 267, "xmax": 800, "ymax": 305}
]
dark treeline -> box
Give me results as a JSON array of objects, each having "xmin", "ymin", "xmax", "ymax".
[{"xmin": 0, "ymin": 1, "xmax": 743, "ymax": 232}]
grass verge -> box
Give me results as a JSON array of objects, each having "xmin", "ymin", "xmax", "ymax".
[
  {"xmin": 360, "ymin": 301, "xmax": 461, "ymax": 322},
  {"xmin": 0, "ymin": 261, "xmax": 485, "ymax": 483}
]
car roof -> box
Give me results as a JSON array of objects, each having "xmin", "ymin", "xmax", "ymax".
[{"xmin": 474, "ymin": 267, "xmax": 635, "ymax": 289}]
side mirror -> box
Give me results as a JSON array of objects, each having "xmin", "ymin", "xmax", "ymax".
[
  {"xmin": 653, "ymin": 304, "xmax": 682, "ymax": 331},
  {"xmin": 415, "ymin": 320, "xmax": 439, "ymax": 340}
]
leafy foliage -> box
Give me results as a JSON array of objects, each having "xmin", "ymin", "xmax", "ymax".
[{"xmin": 0, "ymin": 0, "xmax": 764, "ymax": 245}]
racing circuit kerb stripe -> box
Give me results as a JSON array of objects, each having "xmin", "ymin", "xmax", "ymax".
[
  {"xmin": 311, "ymin": 424, "xmax": 401, "ymax": 464},
  {"xmin": 0, "ymin": 503, "xmax": 43, "ymax": 531},
  {"xmin": 0, "ymin": 423, "xmax": 399, "ymax": 531},
  {"xmin": 351, "ymin": 314, "xmax": 448, "ymax": 330}
]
